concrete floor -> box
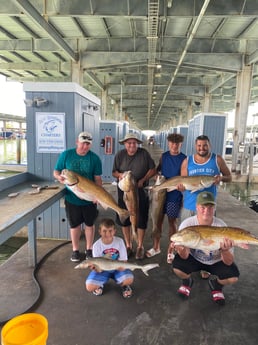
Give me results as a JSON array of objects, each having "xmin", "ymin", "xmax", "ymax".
[{"xmin": 1, "ymin": 144, "xmax": 258, "ymax": 345}]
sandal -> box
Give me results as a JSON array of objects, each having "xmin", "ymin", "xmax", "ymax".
[
  {"xmin": 167, "ymin": 252, "xmax": 175, "ymax": 264},
  {"xmin": 122, "ymin": 285, "xmax": 133, "ymax": 299},
  {"xmin": 145, "ymin": 248, "xmax": 161, "ymax": 258},
  {"xmin": 209, "ymin": 279, "xmax": 225, "ymax": 306},
  {"xmin": 93, "ymin": 286, "xmax": 103, "ymax": 296},
  {"xmin": 177, "ymin": 278, "xmax": 193, "ymax": 299}
]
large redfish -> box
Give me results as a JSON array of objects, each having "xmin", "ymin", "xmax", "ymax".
[
  {"xmin": 152, "ymin": 175, "xmax": 215, "ymax": 193},
  {"xmin": 170, "ymin": 225, "xmax": 258, "ymax": 251},
  {"xmin": 150, "ymin": 175, "xmax": 166, "ymax": 238},
  {"xmin": 60, "ymin": 169, "xmax": 129, "ymax": 223},
  {"xmin": 118, "ymin": 171, "xmax": 138, "ymax": 241}
]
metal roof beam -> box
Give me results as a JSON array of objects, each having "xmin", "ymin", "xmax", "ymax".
[{"xmin": 14, "ymin": 0, "xmax": 78, "ymax": 62}]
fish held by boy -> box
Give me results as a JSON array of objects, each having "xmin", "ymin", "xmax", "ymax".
[
  {"xmin": 170, "ymin": 225, "xmax": 258, "ymax": 251},
  {"xmin": 60, "ymin": 169, "xmax": 130, "ymax": 223},
  {"xmin": 118, "ymin": 171, "xmax": 139, "ymax": 241},
  {"xmin": 152, "ymin": 175, "xmax": 216, "ymax": 193},
  {"xmin": 75, "ymin": 256, "xmax": 159, "ymax": 276}
]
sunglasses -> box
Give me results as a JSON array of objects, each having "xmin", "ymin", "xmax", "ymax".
[{"xmin": 81, "ymin": 135, "xmax": 92, "ymax": 141}]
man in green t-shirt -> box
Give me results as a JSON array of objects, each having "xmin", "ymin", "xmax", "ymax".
[{"xmin": 53, "ymin": 132, "xmax": 102, "ymax": 262}]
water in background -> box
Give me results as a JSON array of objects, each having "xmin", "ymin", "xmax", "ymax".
[
  {"xmin": 223, "ymin": 182, "xmax": 258, "ymax": 208},
  {"xmin": 0, "ymin": 139, "xmax": 27, "ymax": 164}
]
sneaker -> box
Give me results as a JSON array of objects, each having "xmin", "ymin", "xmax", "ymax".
[
  {"xmin": 71, "ymin": 250, "xmax": 80, "ymax": 262},
  {"xmin": 85, "ymin": 249, "xmax": 93, "ymax": 259},
  {"xmin": 177, "ymin": 277, "xmax": 193, "ymax": 299},
  {"xmin": 208, "ymin": 279, "xmax": 225, "ymax": 306}
]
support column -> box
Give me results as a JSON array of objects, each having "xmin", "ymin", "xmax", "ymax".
[
  {"xmin": 178, "ymin": 110, "xmax": 183, "ymax": 126},
  {"xmin": 187, "ymin": 101, "xmax": 193, "ymax": 122},
  {"xmin": 203, "ymin": 87, "xmax": 211, "ymax": 113},
  {"xmin": 71, "ymin": 61, "xmax": 83, "ymax": 86},
  {"xmin": 101, "ymin": 89, "xmax": 108, "ymax": 120},
  {"xmin": 232, "ymin": 64, "xmax": 253, "ymax": 172},
  {"xmin": 114, "ymin": 103, "xmax": 119, "ymax": 121}
]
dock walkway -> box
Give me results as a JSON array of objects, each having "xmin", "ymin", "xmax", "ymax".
[{"xmin": 1, "ymin": 144, "xmax": 258, "ymax": 345}]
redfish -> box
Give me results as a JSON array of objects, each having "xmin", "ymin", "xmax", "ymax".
[
  {"xmin": 60, "ymin": 169, "xmax": 129, "ymax": 223},
  {"xmin": 170, "ymin": 225, "xmax": 258, "ymax": 251}
]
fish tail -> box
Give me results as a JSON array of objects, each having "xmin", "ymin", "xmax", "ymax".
[
  {"xmin": 142, "ymin": 263, "xmax": 159, "ymax": 276},
  {"xmin": 118, "ymin": 209, "xmax": 130, "ymax": 223},
  {"xmin": 131, "ymin": 224, "xmax": 138, "ymax": 243}
]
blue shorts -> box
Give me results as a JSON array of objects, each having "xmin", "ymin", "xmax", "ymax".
[
  {"xmin": 164, "ymin": 201, "xmax": 182, "ymax": 218},
  {"xmin": 86, "ymin": 269, "xmax": 134, "ymax": 287}
]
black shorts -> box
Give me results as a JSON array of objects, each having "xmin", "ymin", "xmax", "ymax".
[
  {"xmin": 65, "ymin": 200, "xmax": 99, "ymax": 228},
  {"xmin": 116, "ymin": 187, "xmax": 149, "ymax": 229},
  {"xmin": 172, "ymin": 253, "xmax": 240, "ymax": 280}
]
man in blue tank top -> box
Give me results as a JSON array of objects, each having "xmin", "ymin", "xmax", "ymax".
[{"xmin": 180, "ymin": 135, "xmax": 232, "ymax": 220}]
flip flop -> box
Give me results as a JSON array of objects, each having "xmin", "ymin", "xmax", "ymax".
[{"xmin": 145, "ymin": 248, "xmax": 161, "ymax": 258}]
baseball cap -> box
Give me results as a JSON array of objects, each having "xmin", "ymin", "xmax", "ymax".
[
  {"xmin": 78, "ymin": 131, "xmax": 93, "ymax": 143},
  {"xmin": 197, "ymin": 191, "xmax": 216, "ymax": 205},
  {"xmin": 119, "ymin": 133, "xmax": 143, "ymax": 144}
]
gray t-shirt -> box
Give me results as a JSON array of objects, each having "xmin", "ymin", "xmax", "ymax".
[{"xmin": 112, "ymin": 147, "xmax": 155, "ymax": 186}]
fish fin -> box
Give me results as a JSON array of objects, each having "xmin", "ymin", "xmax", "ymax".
[
  {"xmin": 236, "ymin": 243, "xmax": 249, "ymax": 249},
  {"xmin": 167, "ymin": 187, "xmax": 176, "ymax": 192},
  {"xmin": 202, "ymin": 239, "xmax": 215, "ymax": 246},
  {"xmin": 190, "ymin": 188, "xmax": 202, "ymax": 193},
  {"xmin": 118, "ymin": 209, "xmax": 130, "ymax": 224},
  {"xmin": 142, "ymin": 263, "xmax": 159, "ymax": 276},
  {"xmin": 74, "ymin": 261, "xmax": 89, "ymax": 269},
  {"xmin": 131, "ymin": 224, "xmax": 138, "ymax": 244},
  {"xmin": 94, "ymin": 265, "xmax": 103, "ymax": 273},
  {"xmin": 98, "ymin": 201, "xmax": 108, "ymax": 210}
]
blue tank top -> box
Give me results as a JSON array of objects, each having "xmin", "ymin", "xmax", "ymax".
[
  {"xmin": 161, "ymin": 151, "xmax": 186, "ymax": 203},
  {"xmin": 184, "ymin": 153, "xmax": 220, "ymax": 211}
]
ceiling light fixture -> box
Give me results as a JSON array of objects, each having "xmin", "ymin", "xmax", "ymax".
[{"xmin": 167, "ymin": 0, "xmax": 173, "ymax": 8}]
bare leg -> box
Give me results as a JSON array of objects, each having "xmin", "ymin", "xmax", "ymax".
[
  {"xmin": 84, "ymin": 225, "xmax": 95, "ymax": 250},
  {"xmin": 70, "ymin": 225, "xmax": 82, "ymax": 251},
  {"xmin": 137, "ymin": 228, "xmax": 145, "ymax": 248},
  {"xmin": 122, "ymin": 226, "xmax": 132, "ymax": 249}
]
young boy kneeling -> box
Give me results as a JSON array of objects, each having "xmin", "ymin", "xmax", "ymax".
[{"xmin": 86, "ymin": 218, "xmax": 134, "ymax": 298}]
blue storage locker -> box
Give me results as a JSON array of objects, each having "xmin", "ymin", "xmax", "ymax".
[
  {"xmin": 176, "ymin": 125, "xmax": 188, "ymax": 155},
  {"xmin": 186, "ymin": 118, "xmax": 195, "ymax": 155},
  {"xmin": 193, "ymin": 113, "xmax": 227, "ymax": 156}
]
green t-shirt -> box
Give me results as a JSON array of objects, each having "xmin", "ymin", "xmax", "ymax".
[{"xmin": 54, "ymin": 148, "xmax": 102, "ymax": 205}]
